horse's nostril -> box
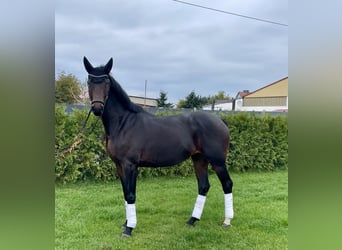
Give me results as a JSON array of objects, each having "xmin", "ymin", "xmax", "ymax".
[
  {"xmin": 92, "ymin": 109, "xmax": 102, "ymax": 116},
  {"xmin": 92, "ymin": 105, "xmax": 103, "ymax": 116}
]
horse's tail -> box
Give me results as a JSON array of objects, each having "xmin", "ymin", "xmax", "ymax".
[{"xmin": 221, "ymin": 118, "xmax": 231, "ymax": 154}]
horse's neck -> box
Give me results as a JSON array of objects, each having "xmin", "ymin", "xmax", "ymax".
[
  {"xmin": 101, "ymin": 78, "xmax": 145, "ymax": 135},
  {"xmin": 101, "ymin": 94, "xmax": 132, "ymax": 136}
]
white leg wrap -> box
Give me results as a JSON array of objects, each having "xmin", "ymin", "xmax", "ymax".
[
  {"xmin": 224, "ymin": 193, "xmax": 234, "ymax": 219},
  {"xmin": 192, "ymin": 195, "xmax": 207, "ymax": 219},
  {"xmin": 126, "ymin": 203, "xmax": 137, "ymax": 228}
]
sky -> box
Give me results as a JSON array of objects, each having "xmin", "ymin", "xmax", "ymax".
[{"xmin": 55, "ymin": 0, "xmax": 288, "ymax": 105}]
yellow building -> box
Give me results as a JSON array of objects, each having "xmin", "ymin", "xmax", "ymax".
[
  {"xmin": 129, "ymin": 95, "xmax": 158, "ymax": 108},
  {"xmin": 236, "ymin": 77, "xmax": 288, "ymax": 112}
]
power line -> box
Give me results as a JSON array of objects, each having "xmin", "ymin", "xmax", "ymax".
[{"xmin": 172, "ymin": 0, "xmax": 288, "ymax": 27}]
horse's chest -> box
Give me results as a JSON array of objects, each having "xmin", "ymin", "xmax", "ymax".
[{"xmin": 106, "ymin": 137, "xmax": 131, "ymax": 161}]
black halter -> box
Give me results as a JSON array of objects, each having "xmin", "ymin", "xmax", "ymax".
[
  {"xmin": 88, "ymin": 73, "xmax": 109, "ymax": 83},
  {"xmin": 91, "ymin": 99, "xmax": 105, "ymax": 105},
  {"xmin": 88, "ymin": 74, "xmax": 110, "ymax": 106}
]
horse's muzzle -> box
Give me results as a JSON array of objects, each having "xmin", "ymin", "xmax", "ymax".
[{"xmin": 91, "ymin": 99, "xmax": 105, "ymax": 116}]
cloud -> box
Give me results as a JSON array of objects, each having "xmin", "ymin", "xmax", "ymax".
[{"xmin": 56, "ymin": 0, "xmax": 288, "ymax": 104}]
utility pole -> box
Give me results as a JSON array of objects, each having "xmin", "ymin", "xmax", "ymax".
[{"xmin": 144, "ymin": 80, "xmax": 147, "ymax": 108}]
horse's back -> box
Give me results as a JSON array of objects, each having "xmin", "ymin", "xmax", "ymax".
[{"xmin": 133, "ymin": 113, "xmax": 195, "ymax": 166}]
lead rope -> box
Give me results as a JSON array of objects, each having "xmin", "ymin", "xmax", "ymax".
[{"xmin": 60, "ymin": 108, "xmax": 100, "ymax": 155}]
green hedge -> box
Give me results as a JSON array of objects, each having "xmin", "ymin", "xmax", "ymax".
[
  {"xmin": 55, "ymin": 106, "xmax": 287, "ymax": 183},
  {"xmin": 221, "ymin": 112, "xmax": 288, "ymax": 172}
]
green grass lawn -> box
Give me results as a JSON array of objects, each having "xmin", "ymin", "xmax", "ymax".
[{"xmin": 55, "ymin": 171, "xmax": 288, "ymax": 249}]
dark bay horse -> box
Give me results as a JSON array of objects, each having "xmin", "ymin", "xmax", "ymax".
[{"xmin": 83, "ymin": 57, "xmax": 234, "ymax": 237}]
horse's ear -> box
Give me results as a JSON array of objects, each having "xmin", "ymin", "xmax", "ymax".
[
  {"xmin": 83, "ymin": 56, "xmax": 94, "ymax": 73},
  {"xmin": 104, "ymin": 57, "xmax": 113, "ymax": 74}
]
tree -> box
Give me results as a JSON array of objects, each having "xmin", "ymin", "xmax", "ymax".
[
  {"xmin": 157, "ymin": 91, "xmax": 173, "ymax": 108},
  {"xmin": 177, "ymin": 91, "xmax": 208, "ymax": 109},
  {"xmin": 55, "ymin": 72, "xmax": 83, "ymax": 104},
  {"xmin": 214, "ymin": 90, "xmax": 231, "ymax": 101},
  {"xmin": 205, "ymin": 91, "xmax": 231, "ymax": 109},
  {"xmin": 206, "ymin": 91, "xmax": 231, "ymax": 104},
  {"xmin": 176, "ymin": 99, "xmax": 186, "ymax": 109}
]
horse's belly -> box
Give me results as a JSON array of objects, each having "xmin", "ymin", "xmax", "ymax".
[
  {"xmin": 139, "ymin": 144, "xmax": 191, "ymax": 167},
  {"xmin": 139, "ymin": 155, "xmax": 189, "ymax": 167}
]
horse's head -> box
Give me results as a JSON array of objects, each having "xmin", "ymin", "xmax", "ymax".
[{"xmin": 83, "ymin": 56, "xmax": 113, "ymax": 116}]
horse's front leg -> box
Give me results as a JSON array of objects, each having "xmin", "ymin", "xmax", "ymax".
[{"xmin": 116, "ymin": 162, "xmax": 138, "ymax": 237}]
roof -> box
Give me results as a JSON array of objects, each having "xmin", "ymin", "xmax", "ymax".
[
  {"xmin": 129, "ymin": 95, "xmax": 158, "ymax": 107},
  {"xmin": 129, "ymin": 95, "xmax": 157, "ymax": 101},
  {"xmin": 235, "ymin": 91, "xmax": 250, "ymax": 99},
  {"xmin": 244, "ymin": 77, "xmax": 288, "ymax": 98}
]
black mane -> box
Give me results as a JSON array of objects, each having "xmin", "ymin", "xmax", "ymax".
[{"xmin": 108, "ymin": 74, "xmax": 144, "ymax": 113}]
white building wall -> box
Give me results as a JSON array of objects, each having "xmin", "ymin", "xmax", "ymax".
[
  {"xmin": 203, "ymin": 97, "xmax": 288, "ymax": 112},
  {"xmin": 234, "ymin": 99, "xmax": 243, "ymax": 111},
  {"xmin": 239, "ymin": 106, "xmax": 287, "ymax": 112},
  {"xmin": 202, "ymin": 102, "xmax": 233, "ymax": 111}
]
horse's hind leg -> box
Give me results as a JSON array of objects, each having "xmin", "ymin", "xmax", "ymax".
[
  {"xmin": 187, "ymin": 153, "xmax": 210, "ymax": 226},
  {"xmin": 212, "ymin": 163, "xmax": 234, "ymax": 227}
]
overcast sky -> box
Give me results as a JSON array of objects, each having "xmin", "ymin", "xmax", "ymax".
[{"xmin": 55, "ymin": 0, "xmax": 288, "ymax": 104}]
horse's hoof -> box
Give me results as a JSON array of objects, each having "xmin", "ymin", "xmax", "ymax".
[
  {"xmin": 186, "ymin": 217, "xmax": 199, "ymax": 226},
  {"xmin": 222, "ymin": 218, "xmax": 232, "ymax": 228},
  {"xmin": 122, "ymin": 226, "xmax": 133, "ymax": 237}
]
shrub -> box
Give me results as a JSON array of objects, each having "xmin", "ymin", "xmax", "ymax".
[
  {"xmin": 55, "ymin": 106, "xmax": 117, "ymax": 183},
  {"xmin": 55, "ymin": 106, "xmax": 288, "ymax": 183},
  {"xmin": 221, "ymin": 113, "xmax": 288, "ymax": 172}
]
